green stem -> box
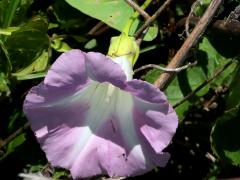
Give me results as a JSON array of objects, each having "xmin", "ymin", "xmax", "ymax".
[
  {"xmin": 2, "ymin": 0, "xmax": 21, "ymax": 28},
  {"xmin": 123, "ymin": 0, "xmax": 152, "ymax": 35}
]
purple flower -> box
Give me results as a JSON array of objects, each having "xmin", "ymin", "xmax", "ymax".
[{"xmin": 23, "ymin": 49, "xmax": 178, "ymax": 179}]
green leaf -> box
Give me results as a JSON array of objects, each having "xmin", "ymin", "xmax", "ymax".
[
  {"xmin": 0, "ymin": 0, "xmax": 34, "ymax": 27},
  {"xmin": 84, "ymin": 39, "xmax": 97, "ymax": 50},
  {"xmin": 0, "ymin": 0, "xmax": 34, "ymax": 28},
  {"xmin": 193, "ymin": 0, "xmax": 211, "ymax": 16},
  {"xmin": 175, "ymin": 4, "xmax": 184, "ymax": 16},
  {"xmin": 143, "ymin": 37, "xmax": 237, "ymax": 119},
  {"xmin": 15, "ymin": 71, "xmax": 47, "ymax": 80},
  {"xmin": 207, "ymin": 30, "xmax": 240, "ymax": 59},
  {"xmin": 143, "ymin": 24, "xmax": 158, "ymax": 42},
  {"xmin": 0, "ymin": 133, "xmax": 26, "ymax": 160},
  {"xmin": 51, "ymin": 38, "xmax": 72, "ymax": 52},
  {"xmin": 213, "ymin": 62, "xmax": 237, "ymax": 87},
  {"xmin": 177, "ymin": 67, "xmax": 209, "ymax": 97},
  {"xmin": 144, "ymin": 68, "xmax": 191, "ymax": 120},
  {"xmin": 198, "ymin": 37, "xmax": 235, "ymax": 87},
  {"xmin": 65, "ymin": 0, "xmax": 134, "ymax": 32},
  {"xmin": 7, "ymin": 110, "xmax": 21, "ymax": 132},
  {"xmin": 12, "ymin": 50, "xmax": 49, "ymax": 78},
  {"xmin": 145, "ymin": 66, "xmax": 209, "ymax": 100},
  {"xmin": 1, "ymin": 0, "xmax": 21, "ymax": 28},
  {"xmin": 12, "ymin": 0, "xmax": 34, "ymax": 26},
  {"xmin": 144, "ymin": 68, "xmax": 161, "ymax": 84},
  {"xmin": 226, "ymin": 65, "xmax": 240, "ymax": 109},
  {"xmin": 0, "ymin": 39, "xmax": 11, "ymax": 73},
  {"xmin": 211, "ymin": 107, "xmax": 240, "ymax": 165},
  {"xmin": 53, "ymin": 170, "xmax": 69, "ymax": 179},
  {"xmin": 0, "ymin": 0, "xmax": 8, "ymax": 26},
  {"xmin": 53, "ymin": 0, "xmax": 90, "ymax": 30},
  {"xmin": 5, "ymin": 17, "xmax": 50, "ymax": 76},
  {"xmin": 21, "ymin": 16, "xmax": 48, "ymax": 32},
  {"xmin": 140, "ymin": 44, "xmax": 161, "ymax": 54},
  {"xmin": 144, "ymin": 62, "xmax": 210, "ymax": 118},
  {"xmin": 6, "ymin": 29, "xmax": 48, "ymax": 71},
  {"xmin": 65, "ymin": 0, "xmax": 157, "ymax": 41},
  {"xmin": 48, "ymin": 23, "xmax": 59, "ymax": 30},
  {"xmin": 164, "ymin": 76, "xmax": 191, "ymax": 120},
  {"xmin": 27, "ymin": 164, "xmax": 45, "ymax": 173},
  {"xmin": 0, "ymin": 27, "xmax": 19, "ymax": 36},
  {"xmin": 198, "ymin": 37, "xmax": 225, "ymax": 77},
  {"xmin": 0, "ymin": 72, "xmax": 10, "ymax": 96}
]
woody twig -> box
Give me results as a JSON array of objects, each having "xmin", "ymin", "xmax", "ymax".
[{"xmin": 154, "ymin": 0, "xmax": 224, "ymax": 90}]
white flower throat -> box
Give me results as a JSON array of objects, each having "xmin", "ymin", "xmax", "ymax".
[{"xmin": 110, "ymin": 55, "xmax": 133, "ymax": 81}]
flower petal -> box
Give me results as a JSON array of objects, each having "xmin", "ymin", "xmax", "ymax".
[
  {"xmin": 125, "ymin": 79, "xmax": 167, "ymax": 103},
  {"xmin": 112, "ymin": 56, "xmax": 133, "ymax": 80},
  {"xmin": 85, "ymin": 52, "xmax": 126, "ymax": 88},
  {"xmin": 24, "ymin": 50, "xmax": 178, "ymax": 179},
  {"xmin": 44, "ymin": 49, "xmax": 88, "ymax": 88}
]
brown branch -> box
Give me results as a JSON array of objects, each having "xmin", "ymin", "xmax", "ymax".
[
  {"xmin": 87, "ymin": 21, "xmax": 110, "ymax": 36},
  {"xmin": 213, "ymin": 19, "xmax": 240, "ymax": 37},
  {"xmin": 134, "ymin": 0, "xmax": 172, "ymax": 38},
  {"xmin": 88, "ymin": 22, "xmax": 105, "ymax": 35},
  {"xmin": 0, "ymin": 122, "xmax": 30, "ymax": 150},
  {"xmin": 173, "ymin": 60, "xmax": 234, "ymax": 108},
  {"xmin": 154, "ymin": 0, "xmax": 224, "ymax": 90},
  {"xmin": 125, "ymin": 0, "xmax": 150, "ymax": 19},
  {"xmin": 178, "ymin": 17, "xmax": 240, "ymax": 37}
]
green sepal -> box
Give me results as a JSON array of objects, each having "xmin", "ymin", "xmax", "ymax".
[{"xmin": 107, "ymin": 33, "xmax": 139, "ymax": 66}]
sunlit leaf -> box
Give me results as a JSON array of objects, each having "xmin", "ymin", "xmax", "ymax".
[
  {"xmin": 12, "ymin": 50, "xmax": 49, "ymax": 78},
  {"xmin": 198, "ymin": 37, "xmax": 236, "ymax": 87},
  {"xmin": 15, "ymin": 71, "xmax": 47, "ymax": 80},
  {"xmin": 84, "ymin": 39, "xmax": 97, "ymax": 50},
  {"xmin": 5, "ymin": 17, "xmax": 50, "ymax": 76},
  {"xmin": 164, "ymin": 76, "xmax": 191, "ymax": 120},
  {"xmin": 0, "ymin": 27, "xmax": 19, "ymax": 36},
  {"xmin": 51, "ymin": 38, "xmax": 72, "ymax": 52},
  {"xmin": 143, "ymin": 24, "xmax": 158, "ymax": 41},
  {"xmin": 65, "ymin": 0, "xmax": 158, "ymax": 41},
  {"xmin": 65, "ymin": 0, "xmax": 134, "ymax": 32}
]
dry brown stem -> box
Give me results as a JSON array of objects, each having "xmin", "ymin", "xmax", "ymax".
[{"xmin": 154, "ymin": 0, "xmax": 224, "ymax": 90}]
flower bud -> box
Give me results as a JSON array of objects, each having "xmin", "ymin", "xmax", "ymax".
[{"xmin": 107, "ymin": 33, "xmax": 139, "ymax": 66}]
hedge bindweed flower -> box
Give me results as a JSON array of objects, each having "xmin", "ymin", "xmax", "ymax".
[{"xmin": 23, "ymin": 33, "xmax": 178, "ymax": 179}]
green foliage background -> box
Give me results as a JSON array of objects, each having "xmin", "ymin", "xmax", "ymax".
[{"xmin": 0, "ymin": 0, "xmax": 240, "ymax": 179}]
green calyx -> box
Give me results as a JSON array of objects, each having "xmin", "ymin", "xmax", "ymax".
[{"xmin": 107, "ymin": 33, "xmax": 139, "ymax": 66}]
